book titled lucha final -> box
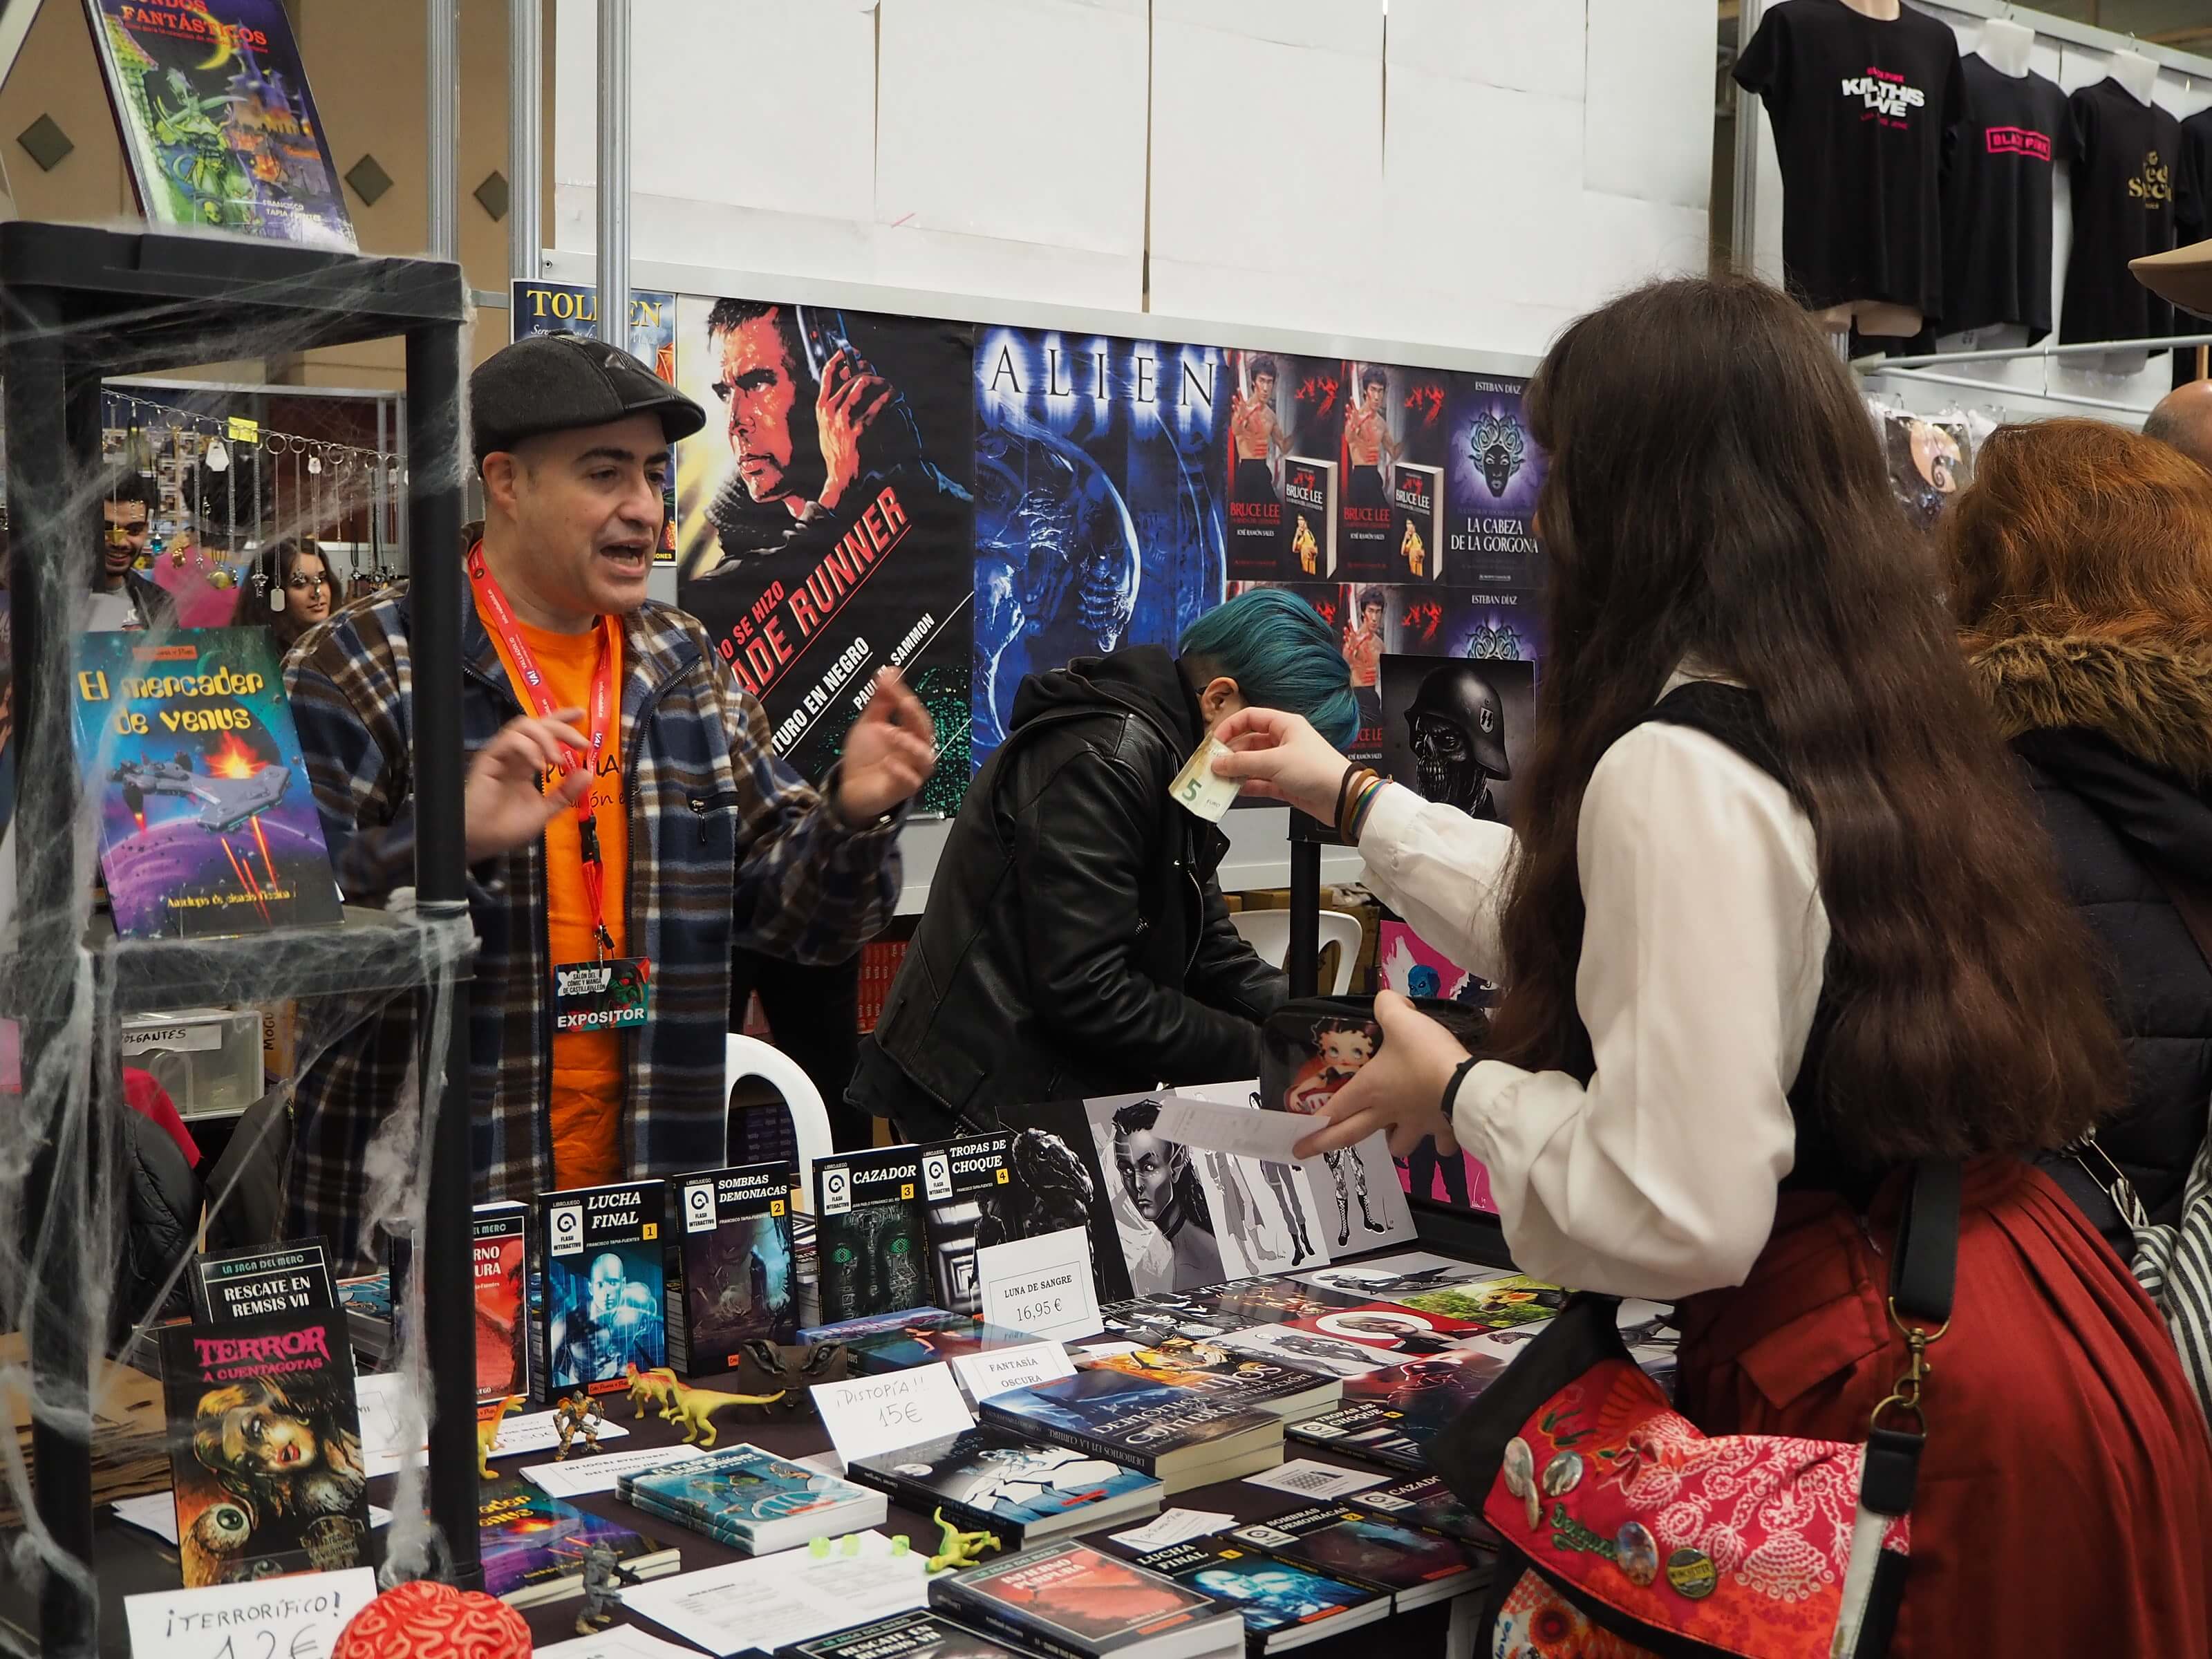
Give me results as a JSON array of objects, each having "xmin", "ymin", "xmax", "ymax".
[
  {"xmin": 532, "ymin": 1180, "xmax": 666, "ymax": 1399},
  {"xmin": 159, "ymin": 1312, "xmax": 369, "ymax": 1587},
  {"xmin": 70, "ymin": 629, "xmax": 343, "ymax": 939},
  {"xmin": 673, "ymin": 1160, "xmax": 799, "ymax": 1375},
  {"xmin": 814, "ymin": 1143, "xmax": 931, "ymax": 1324}
]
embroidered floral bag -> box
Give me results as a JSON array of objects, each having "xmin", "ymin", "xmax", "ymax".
[{"xmin": 1429, "ymin": 1161, "xmax": 1959, "ymax": 1659}]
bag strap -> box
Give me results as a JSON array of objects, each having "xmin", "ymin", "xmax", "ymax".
[{"xmin": 1838, "ymin": 1158, "xmax": 1960, "ymax": 1659}]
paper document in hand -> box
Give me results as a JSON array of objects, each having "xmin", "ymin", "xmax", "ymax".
[{"xmin": 1152, "ymin": 1096, "xmax": 1312, "ymax": 1161}]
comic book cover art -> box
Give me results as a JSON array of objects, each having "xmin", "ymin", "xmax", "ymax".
[
  {"xmin": 1078, "ymin": 1339, "xmax": 1340, "ymax": 1420},
  {"xmin": 977, "ymin": 1103, "xmax": 1136, "ymax": 1304},
  {"xmin": 973, "ymin": 330, "xmax": 1227, "ymax": 769},
  {"xmin": 919, "ymin": 1132, "xmax": 1013, "ymax": 1315},
  {"xmin": 1379, "ymin": 655, "xmax": 1533, "ymax": 827},
  {"xmin": 675, "ymin": 297, "xmax": 975, "ymax": 806},
  {"xmin": 813, "ymin": 1145, "xmax": 930, "ymax": 1324},
  {"xmin": 512, "ymin": 282, "xmax": 681, "ymax": 561},
  {"xmin": 1231, "ymin": 1502, "xmax": 1485, "ymax": 1601},
  {"xmin": 851, "ymin": 1426, "xmax": 1162, "ymax": 1547},
  {"xmin": 70, "ymin": 628, "xmax": 343, "ymax": 939},
  {"xmin": 160, "ymin": 1313, "xmax": 368, "ymax": 1586},
  {"xmin": 1374, "ymin": 922, "xmax": 1499, "ymax": 1216},
  {"xmin": 1132, "ymin": 1538, "xmax": 1388, "ymax": 1642},
  {"xmin": 1087, "ymin": 1091, "xmax": 1284, "ymax": 1294},
  {"xmin": 1340, "ymin": 362, "xmax": 1451, "ymax": 581},
  {"xmin": 934, "ymin": 1540, "xmax": 1237, "ymax": 1651},
  {"xmin": 472, "ymin": 1203, "xmax": 529, "ymax": 1403},
  {"xmin": 84, "ymin": 0, "xmax": 354, "ymax": 247},
  {"xmin": 1285, "ymin": 1347, "xmax": 1512, "ymax": 1470},
  {"xmin": 1256, "ymin": 1012, "xmax": 1420, "ymax": 1253},
  {"xmin": 1445, "ymin": 374, "xmax": 1547, "ymax": 593},
  {"xmin": 534, "ymin": 1181, "xmax": 666, "ymax": 1396},
  {"xmin": 1381, "ymin": 1273, "xmax": 1568, "ymax": 1329},
  {"xmin": 478, "ymin": 1485, "xmax": 676, "ymax": 1604},
  {"xmin": 1277, "ymin": 1301, "xmax": 1486, "ymax": 1356},
  {"xmin": 674, "ymin": 1161, "xmax": 798, "ymax": 1373}
]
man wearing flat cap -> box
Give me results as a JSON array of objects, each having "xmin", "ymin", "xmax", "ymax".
[{"xmin": 285, "ymin": 332, "xmax": 935, "ymax": 1269}]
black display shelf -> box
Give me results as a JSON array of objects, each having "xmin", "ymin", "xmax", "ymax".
[{"xmin": 2, "ymin": 224, "xmax": 473, "ymax": 1658}]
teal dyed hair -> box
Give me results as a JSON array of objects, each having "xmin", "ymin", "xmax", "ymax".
[{"xmin": 1178, "ymin": 589, "xmax": 1358, "ymax": 748}]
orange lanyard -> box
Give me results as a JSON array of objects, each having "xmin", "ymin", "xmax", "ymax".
[{"xmin": 467, "ymin": 543, "xmax": 621, "ymax": 955}]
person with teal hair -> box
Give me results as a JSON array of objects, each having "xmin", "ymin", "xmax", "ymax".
[{"xmin": 849, "ymin": 590, "xmax": 1358, "ymax": 1138}]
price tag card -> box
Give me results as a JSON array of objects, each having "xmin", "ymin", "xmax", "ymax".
[
  {"xmin": 975, "ymin": 1226, "xmax": 1103, "ymax": 1344},
  {"xmin": 126, "ymin": 1566, "xmax": 377, "ymax": 1659},
  {"xmin": 951, "ymin": 1341, "xmax": 1078, "ymax": 1402},
  {"xmin": 811, "ymin": 1361, "xmax": 975, "ymax": 1468}
]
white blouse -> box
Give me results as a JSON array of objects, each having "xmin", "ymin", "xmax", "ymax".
[{"xmin": 1356, "ymin": 709, "xmax": 1830, "ymax": 1300}]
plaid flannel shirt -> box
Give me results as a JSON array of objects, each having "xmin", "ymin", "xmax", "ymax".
[{"xmin": 283, "ymin": 583, "xmax": 901, "ymax": 1270}]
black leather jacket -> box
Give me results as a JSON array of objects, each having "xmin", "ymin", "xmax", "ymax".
[{"xmin": 850, "ymin": 647, "xmax": 1286, "ymax": 1139}]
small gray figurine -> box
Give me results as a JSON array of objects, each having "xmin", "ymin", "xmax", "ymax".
[{"xmin": 575, "ymin": 1544, "xmax": 638, "ymax": 1635}]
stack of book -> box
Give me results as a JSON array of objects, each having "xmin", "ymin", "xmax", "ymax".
[
  {"xmin": 480, "ymin": 1485, "xmax": 681, "ymax": 1606},
  {"xmin": 847, "ymin": 1425, "xmax": 1165, "ymax": 1548},
  {"xmin": 1130, "ymin": 1538, "xmax": 1392, "ymax": 1653},
  {"xmin": 617, "ymin": 1443, "xmax": 886, "ymax": 1554},
  {"xmin": 982, "ymin": 1369, "xmax": 1284, "ymax": 1496}
]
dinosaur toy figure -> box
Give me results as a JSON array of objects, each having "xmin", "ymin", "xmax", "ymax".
[
  {"xmin": 624, "ymin": 1362, "xmax": 682, "ymax": 1421},
  {"xmin": 476, "ymin": 1395, "xmax": 523, "ymax": 1481},
  {"xmin": 659, "ymin": 1378, "xmax": 787, "ymax": 1448},
  {"xmin": 926, "ymin": 1508, "xmax": 1002, "ymax": 1573}
]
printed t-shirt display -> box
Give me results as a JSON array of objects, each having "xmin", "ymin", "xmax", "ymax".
[
  {"xmin": 1733, "ymin": 0, "xmax": 1965, "ymax": 317},
  {"xmin": 2180, "ymin": 106, "xmax": 2212, "ymax": 262},
  {"xmin": 480, "ymin": 596, "xmax": 630, "ymax": 1189},
  {"xmin": 1940, "ymin": 55, "xmax": 2069, "ymax": 340},
  {"xmin": 2061, "ymin": 79, "xmax": 2182, "ymax": 345}
]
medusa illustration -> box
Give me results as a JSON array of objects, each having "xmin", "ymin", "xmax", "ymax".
[{"xmin": 1469, "ymin": 409, "xmax": 1527, "ymax": 498}]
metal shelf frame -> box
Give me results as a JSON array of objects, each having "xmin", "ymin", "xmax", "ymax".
[{"xmin": 0, "ymin": 223, "xmax": 474, "ymax": 1657}]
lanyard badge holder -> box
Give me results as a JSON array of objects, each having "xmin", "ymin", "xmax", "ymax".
[{"xmin": 467, "ymin": 546, "xmax": 653, "ymax": 1034}]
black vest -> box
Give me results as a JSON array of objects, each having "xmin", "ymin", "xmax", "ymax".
[{"xmin": 1633, "ymin": 682, "xmax": 1879, "ymax": 1208}]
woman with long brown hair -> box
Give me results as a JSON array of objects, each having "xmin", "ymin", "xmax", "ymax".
[
  {"xmin": 1212, "ymin": 278, "xmax": 2212, "ymax": 1647},
  {"xmin": 1947, "ymin": 418, "xmax": 2212, "ymax": 1262},
  {"xmin": 256, "ymin": 537, "xmax": 336, "ymax": 657}
]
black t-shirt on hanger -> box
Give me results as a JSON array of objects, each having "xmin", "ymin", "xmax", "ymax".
[
  {"xmin": 2178, "ymin": 106, "xmax": 2212, "ymax": 250},
  {"xmin": 2060, "ymin": 78, "xmax": 2182, "ymax": 346},
  {"xmin": 1734, "ymin": 0, "xmax": 1965, "ymax": 317},
  {"xmin": 1939, "ymin": 54, "xmax": 2069, "ymax": 341}
]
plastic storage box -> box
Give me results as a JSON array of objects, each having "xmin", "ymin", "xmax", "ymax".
[{"xmin": 120, "ymin": 1006, "xmax": 264, "ymax": 1118}]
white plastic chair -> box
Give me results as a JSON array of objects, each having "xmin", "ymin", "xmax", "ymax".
[
  {"xmin": 1230, "ymin": 907, "xmax": 1363, "ymax": 994},
  {"xmin": 724, "ymin": 1033, "xmax": 836, "ymax": 1205}
]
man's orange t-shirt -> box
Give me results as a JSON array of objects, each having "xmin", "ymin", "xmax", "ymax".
[{"xmin": 480, "ymin": 603, "xmax": 630, "ymax": 1190}]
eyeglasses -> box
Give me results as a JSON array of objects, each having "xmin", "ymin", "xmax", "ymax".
[{"xmin": 285, "ymin": 573, "xmax": 330, "ymax": 592}]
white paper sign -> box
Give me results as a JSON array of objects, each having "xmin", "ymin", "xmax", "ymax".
[
  {"xmin": 951, "ymin": 1342, "xmax": 1078, "ymax": 1401},
  {"xmin": 357, "ymin": 1372, "xmax": 632, "ymax": 1477},
  {"xmin": 1152, "ymin": 1096, "xmax": 1312, "ymax": 1161},
  {"xmin": 124, "ymin": 1566, "xmax": 377, "ymax": 1659},
  {"xmin": 812, "ymin": 1362, "xmax": 975, "ymax": 1468},
  {"xmin": 975, "ymin": 1226, "xmax": 1104, "ymax": 1344},
  {"xmin": 623, "ymin": 1530, "xmax": 926, "ymax": 1656},
  {"xmin": 1108, "ymin": 1508, "xmax": 1237, "ymax": 1551},
  {"xmin": 1243, "ymin": 1458, "xmax": 1388, "ymax": 1501},
  {"xmin": 522, "ymin": 1441, "xmax": 710, "ymax": 1497}
]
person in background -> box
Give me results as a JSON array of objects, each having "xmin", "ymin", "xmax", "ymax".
[
  {"xmin": 88, "ymin": 474, "xmax": 176, "ymax": 633},
  {"xmin": 2143, "ymin": 377, "xmax": 2212, "ymax": 472},
  {"xmin": 727, "ymin": 948, "xmax": 870, "ymax": 1152},
  {"xmin": 286, "ymin": 332, "xmax": 932, "ymax": 1268},
  {"xmin": 1210, "ymin": 276, "xmax": 2212, "ymax": 1649},
  {"xmin": 256, "ymin": 538, "xmax": 336, "ymax": 658},
  {"xmin": 1946, "ymin": 419, "xmax": 2212, "ymax": 1262},
  {"xmin": 849, "ymin": 589, "xmax": 1358, "ymax": 1141}
]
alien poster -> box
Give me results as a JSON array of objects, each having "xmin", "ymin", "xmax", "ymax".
[
  {"xmin": 86, "ymin": 0, "xmax": 355, "ymax": 249},
  {"xmin": 71, "ymin": 628, "xmax": 344, "ymax": 939},
  {"xmin": 674, "ymin": 296, "xmax": 975, "ymax": 809},
  {"xmin": 972, "ymin": 329, "xmax": 1229, "ymax": 771},
  {"xmin": 1444, "ymin": 373, "xmax": 1548, "ymax": 593},
  {"xmin": 160, "ymin": 1312, "xmax": 370, "ymax": 1586},
  {"xmin": 1336, "ymin": 362, "xmax": 1452, "ymax": 581},
  {"xmin": 1379, "ymin": 655, "xmax": 1534, "ymax": 827}
]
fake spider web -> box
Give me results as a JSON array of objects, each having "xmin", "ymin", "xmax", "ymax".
[{"xmin": 0, "ymin": 259, "xmax": 482, "ymax": 1652}]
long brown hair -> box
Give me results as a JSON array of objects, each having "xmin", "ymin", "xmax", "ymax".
[
  {"xmin": 1947, "ymin": 417, "xmax": 2212, "ymax": 654},
  {"xmin": 1489, "ymin": 277, "xmax": 2118, "ymax": 1163}
]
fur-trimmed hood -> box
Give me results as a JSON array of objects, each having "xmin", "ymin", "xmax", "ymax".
[{"xmin": 1967, "ymin": 635, "xmax": 2212, "ymax": 786}]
